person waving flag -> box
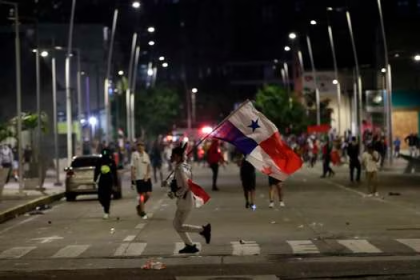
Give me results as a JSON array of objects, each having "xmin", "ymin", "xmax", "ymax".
[{"xmin": 210, "ymin": 100, "xmax": 302, "ymax": 181}]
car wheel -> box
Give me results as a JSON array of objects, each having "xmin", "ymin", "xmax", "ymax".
[
  {"xmin": 65, "ymin": 193, "xmax": 76, "ymax": 202},
  {"xmin": 113, "ymin": 191, "xmax": 122, "ymax": 200}
]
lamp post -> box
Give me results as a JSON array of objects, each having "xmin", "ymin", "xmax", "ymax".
[
  {"xmin": 377, "ymin": 0, "xmax": 393, "ymax": 164},
  {"xmin": 51, "ymin": 54, "xmax": 61, "ymax": 185},
  {"xmin": 126, "ymin": 33, "xmax": 137, "ymax": 142},
  {"xmin": 191, "ymin": 88, "xmax": 198, "ymax": 124},
  {"xmin": 0, "ymin": 1, "xmax": 23, "ymax": 192},
  {"xmin": 66, "ymin": 0, "xmax": 76, "ymax": 166},
  {"xmin": 306, "ymin": 35, "xmax": 321, "ymax": 126},
  {"xmin": 130, "ymin": 46, "xmax": 140, "ymax": 141}
]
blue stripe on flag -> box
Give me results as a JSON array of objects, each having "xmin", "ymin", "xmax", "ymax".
[{"xmin": 211, "ymin": 120, "xmax": 258, "ymax": 155}]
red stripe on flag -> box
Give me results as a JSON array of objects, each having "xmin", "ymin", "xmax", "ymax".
[
  {"xmin": 187, "ymin": 179, "xmax": 210, "ymax": 204},
  {"xmin": 259, "ymin": 132, "xmax": 302, "ymax": 175}
]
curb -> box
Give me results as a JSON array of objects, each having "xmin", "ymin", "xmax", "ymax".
[{"xmin": 0, "ymin": 192, "xmax": 65, "ymax": 224}]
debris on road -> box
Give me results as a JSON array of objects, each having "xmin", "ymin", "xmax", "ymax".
[
  {"xmin": 271, "ymin": 221, "xmax": 276, "ymax": 224},
  {"xmin": 298, "ymin": 225, "xmax": 304, "ymax": 229},
  {"xmin": 142, "ymin": 259, "xmax": 166, "ymax": 270},
  {"xmin": 110, "ymin": 228, "xmax": 115, "ymax": 234},
  {"xmin": 389, "ymin": 192, "xmax": 401, "ymax": 196}
]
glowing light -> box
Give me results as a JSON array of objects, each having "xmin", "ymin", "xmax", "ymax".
[
  {"xmin": 147, "ymin": 26, "xmax": 155, "ymax": 33},
  {"xmin": 148, "ymin": 41, "xmax": 155, "ymax": 46},
  {"xmin": 118, "ymin": 70, "xmax": 124, "ymax": 76},
  {"xmin": 132, "ymin": 1, "xmax": 140, "ymax": 9},
  {"xmin": 201, "ymin": 126, "xmax": 213, "ymax": 134},
  {"xmin": 162, "ymin": 62, "xmax": 168, "ymax": 68},
  {"xmin": 40, "ymin": 51, "xmax": 49, "ymax": 57},
  {"xmin": 88, "ymin": 116, "xmax": 98, "ymax": 126},
  {"xmin": 332, "ymin": 79, "xmax": 338, "ymax": 85},
  {"xmin": 289, "ymin": 33, "xmax": 297, "ymax": 40},
  {"xmin": 192, "ymin": 88, "xmax": 198, "ymax": 93},
  {"xmin": 284, "ymin": 46, "xmax": 291, "ymax": 51},
  {"xmin": 159, "ymin": 56, "xmax": 165, "ymax": 61},
  {"xmin": 310, "ymin": 20, "xmax": 317, "ymax": 25}
]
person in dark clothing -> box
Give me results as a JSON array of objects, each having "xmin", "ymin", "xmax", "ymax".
[
  {"xmin": 321, "ymin": 139, "xmax": 335, "ymax": 178},
  {"xmin": 150, "ymin": 140, "xmax": 163, "ymax": 183},
  {"xmin": 94, "ymin": 148, "xmax": 118, "ymax": 219},
  {"xmin": 207, "ymin": 139, "xmax": 224, "ymax": 191},
  {"xmin": 373, "ymin": 136, "xmax": 386, "ymax": 168},
  {"xmin": 347, "ymin": 137, "xmax": 361, "ymax": 182},
  {"xmin": 405, "ymin": 133, "xmax": 419, "ymax": 157},
  {"xmin": 239, "ymin": 155, "xmax": 256, "ymax": 209}
]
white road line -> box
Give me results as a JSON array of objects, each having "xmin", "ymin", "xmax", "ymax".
[
  {"xmin": 397, "ymin": 239, "xmax": 420, "ymax": 252},
  {"xmin": 123, "ymin": 235, "xmax": 136, "ymax": 242},
  {"xmin": 135, "ymin": 223, "xmax": 145, "ymax": 230},
  {"xmin": 114, "ymin": 244, "xmax": 129, "ymax": 256},
  {"xmin": 231, "ymin": 241, "xmax": 260, "ymax": 256},
  {"xmin": 338, "ymin": 240, "xmax": 382, "ymax": 253},
  {"xmin": 51, "ymin": 245, "xmax": 90, "ymax": 258},
  {"xmin": 174, "ymin": 242, "xmax": 201, "ymax": 255},
  {"xmin": 0, "ymin": 246, "xmax": 36, "ymax": 259},
  {"xmin": 0, "ymin": 217, "xmax": 37, "ymax": 236},
  {"xmin": 117, "ymin": 243, "xmax": 147, "ymax": 257},
  {"xmin": 287, "ymin": 240, "xmax": 320, "ymax": 254}
]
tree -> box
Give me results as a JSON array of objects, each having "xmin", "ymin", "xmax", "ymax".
[
  {"xmin": 255, "ymin": 85, "xmax": 308, "ymax": 134},
  {"xmin": 303, "ymin": 91, "xmax": 333, "ymax": 125},
  {"xmin": 0, "ymin": 123, "xmax": 14, "ymax": 143},
  {"xmin": 135, "ymin": 86, "xmax": 180, "ymax": 138}
]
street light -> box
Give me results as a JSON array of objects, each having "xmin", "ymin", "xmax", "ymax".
[
  {"xmin": 40, "ymin": 50, "xmax": 48, "ymax": 57},
  {"xmin": 147, "ymin": 26, "xmax": 155, "ymax": 33},
  {"xmin": 162, "ymin": 62, "xmax": 168, "ymax": 68},
  {"xmin": 148, "ymin": 41, "xmax": 155, "ymax": 46},
  {"xmin": 147, "ymin": 69, "xmax": 154, "ymax": 76},
  {"xmin": 333, "ymin": 79, "xmax": 338, "ymax": 85},
  {"xmin": 192, "ymin": 88, "xmax": 198, "ymax": 93},
  {"xmin": 310, "ymin": 20, "xmax": 317, "ymax": 25},
  {"xmin": 118, "ymin": 70, "xmax": 124, "ymax": 76},
  {"xmin": 414, "ymin": 55, "xmax": 420, "ymax": 61},
  {"xmin": 159, "ymin": 56, "xmax": 165, "ymax": 61},
  {"xmin": 289, "ymin": 32, "xmax": 297, "ymax": 40},
  {"xmin": 381, "ymin": 68, "xmax": 387, "ymax": 73},
  {"xmin": 132, "ymin": 1, "xmax": 140, "ymax": 9},
  {"xmin": 284, "ymin": 46, "xmax": 291, "ymax": 52}
]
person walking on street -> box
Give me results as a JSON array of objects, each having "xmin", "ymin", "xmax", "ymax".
[
  {"xmin": 321, "ymin": 138, "xmax": 335, "ymax": 178},
  {"xmin": 207, "ymin": 139, "xmax": 224, "ymax": 191},
  {"xmin": 347, "ymin": 137, "xmax": 361, "ymax": 183},
  {"xmin": 393, "ymin": 137, "xmax": 401, "ymax": 158},
  {"xmin": 94, "ymin": 148, "xmax": 118, "ymax": 219},
  {"xmin": 131, "ymin": 141, "xmax": 152, "ymax": 219},
  {"xmin": 0, "ymin": 145, "xmax": 13, "ymax": 183},
  {"xmin": 405, "ymin": 133, "xmax": 419, "ymax": 157},
  {"xmin": 239, "ymin": 155, "xmax": 256, "ymax": 210},
  {"xmin": 150, "ymin": 140, "xmax": 163, "ymax": 183},
  {"xmin": 362, "ymin": 145, "xmax": 381, "ymax": 197},
  {"xmin": 167, "ymin": 145, "xmax": 211, "ymax": 254},
  {"xmin": 268, "ymin": 176, "xmax": 285, "ymax": 208}
]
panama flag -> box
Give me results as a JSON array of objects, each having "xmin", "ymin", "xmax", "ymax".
[
  {"xmin": 210, "ymin": 100, "xmax": 302, "ymax": 181},
  {"xmin": 188, "ymin": 179, "xmax": 211, "ymax": 208}
]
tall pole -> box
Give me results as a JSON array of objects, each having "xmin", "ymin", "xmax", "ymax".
[
  {"xmin": 35, "ymin": 48, "xmax": 42, "ymax": 186},
  {"xmin": 51, "ymin": 56, "xmax": 61, "ymax": 185},
  {"xmin": 377, "ymin": 0, "xmax": 393, "ymax": 164},
  {"xmin": 346, "ymin": 11, "xmax": 363, "ymax": 143},
  {"xmin": 192, "ymin": 92, "xmax": 196, "ymax": 124},
  {"xmin": 283, "ymin": 62, "xmax": 291, "ymax": 95},
  {"xmin": 130, "ymin": 46, "xmax": 140, "ymax": 141},
  {"xmin": 327, "ymin": 24, "xmax": 342, "ymax": 134},
  {"xmin": 105, "ymin": 9, "xmax": 119, "ymax": 144},
  {"xmin": 297, "ymin": 50, "xmax": 305, "ymax": 73},
  {"xmin": 66, "ymin": 0, "xmax": 76, "ymax": 166},
  {"xmin": 126, "ymin": 33, "xmax": 137, "ymax": 142},
  {"xmin": 306, "ymin": 35, "xmax": 321, "ymax": 126},
  {"xmin": 76, "ymin": 50, "xmax": 82, "ymax": 155}
]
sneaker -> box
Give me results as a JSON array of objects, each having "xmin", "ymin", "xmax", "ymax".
[
  {"xmin": 103, "ymin": 213, "xmax": 109, "ymax": 220},
  {"xmin": 250, "ymin": 204, "xmax": 257, "ymax": 211},
  {"xmin": 136, "ymin": 205, "xmax": 141, "ymax": 216},
  {"xmin": 140, "ymin": 212, "xmax": 148, "ymax": 220},
  {"xmin": 269, "ymin": 202, "xmax": 274, "ymax": 208},
  {"xmin": 245, "ymin": 202, "xmax": 250, "ymax": 209},
  {"xmin": 200, "ymin": 223, "xmax": 211, "ymax": 244},
  {"xmin": 374, "ymin": 192, "xmax": 379, "ymax": 197},
  {"xmin": 212, "ymin": 186, "xmax": 220, "ymax": 191},
  {"xmin": 178, "ymin": 244, "xmax": 199, "ymax": 254},
  {"xmin": 279, "ymin": 201, "xmax": 286, "ymax": 207}
]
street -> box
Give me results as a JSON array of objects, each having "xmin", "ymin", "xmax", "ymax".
[{"xmin": 0, "ymin": 163, "xmax": 420, "ymax": 279}]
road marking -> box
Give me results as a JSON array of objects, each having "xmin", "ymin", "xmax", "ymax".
[
  {"xmin": 231, "ymin": 241, "xmax": 260, "ymax": 256},
  {"xmin": 123, "ymin": 235, "xmax": 136, "ymax": 242},
  {"xmin": 0, "ymin": 217, "xmax": 37, "ymax": 236},
  {"xmin": 114, "ymin": 243, "xmax": 147, "ymax": 257},
  {"xmin": 31, "ymin": 235, "xmax": 63, "ymax": 244},
  {"xmin": 0, "ymin": 246, "xmax": 36, "ymax": 259},
  {"xmin": 397, "ymin": 239, "xmax": 420, "ymax": 252},
  {"xmin": 51, "ymin": 245, "xmax": 90, "ymax": 258},
  {"xmin": 338, "ymin": 240, "xmax": 382, "ymax": 253},
  {"xmin": 135, "ymin": 223, "xmax": 145, "ymax": 230},
  {"xmin": 287, "ymin": 240, "xmax": 320, "ymax": 254},
  {"xmin": 174, "ymin": 242, "xmax": 201, "ymax": 255}
]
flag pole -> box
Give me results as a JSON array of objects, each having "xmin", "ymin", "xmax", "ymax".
[{"xmin": 162, "ymin": 99, "xmax": 251, "ymax": 184}]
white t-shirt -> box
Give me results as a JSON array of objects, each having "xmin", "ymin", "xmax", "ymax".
[
  {"xmin": 362, "ymin": 151, "xmax": 380, "ymax": 172},
  {"xmin": 131, "ymin": 151, "xmax": 151, "ymax": 180}
]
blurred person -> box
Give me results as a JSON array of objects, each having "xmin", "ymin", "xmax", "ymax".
[
  {"xmin": 167, "ymin": 144, "xmax": 211, "ymax": 254},
  {"xmin": 0, "ymin": 144, "xmax": 13, "ymax": 183},
  {"xmin": 131, "ymin": 141, "xmax": 152, "ymax": 219},
  {"xmin": 239, "ymin": 155, "xmax": 256, "ymax": 209},
  {"xmin": 362, "ymin": 144, "xmax": 381, "ymax": 197},
  {"xmin": 94, "ymin": 148, "xmax": 118, "ymax": 219},
  {"xmin": 207, "ymin": 139, "xmax": 224, "ymax": 191},
  {"xmin": 321, "ymin": 138, "xmax": 335, "ymax": 178},
  {"xmin": 405, "ymin": 133, "xmax": 419, "ymax": 157},
  {"xmin": 393, "ymin": 137, "xmax": 401, "ymax": 158},
  {"xmin": 268, "ymin": 176, "xmax": 285, "ymax": 208},
  {"xmin": 150, "ymin": 139, "xmax": 163, "ymax": 183},
  {"xmin": 12, "ymin": 146, "xmax": 18, "ymax": 181},
  {"xmin": 347, "ymin": 137, "xmax": 361, "ymax": 183},
  {"xmin": 23, "ymin": 145, "xmax": 32, "ymax": 163}
]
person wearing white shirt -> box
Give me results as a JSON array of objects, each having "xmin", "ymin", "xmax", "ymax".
[
  {"xmin": 362, "ymin": 145, "xmax": 380, "ymax": 197},
  {"xmin": 131, "ymin": 142, "xmax": 152, "ymax": 219}
]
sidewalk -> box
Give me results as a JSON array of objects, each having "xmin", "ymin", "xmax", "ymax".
[{"xmin": 0, "ymin": 169, "xmax": 65, "ymax": 224}]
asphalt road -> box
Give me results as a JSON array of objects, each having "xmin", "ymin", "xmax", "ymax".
[{"xmin": 0, "ymin": 162, "xmax": 420, "ymax": 279}]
